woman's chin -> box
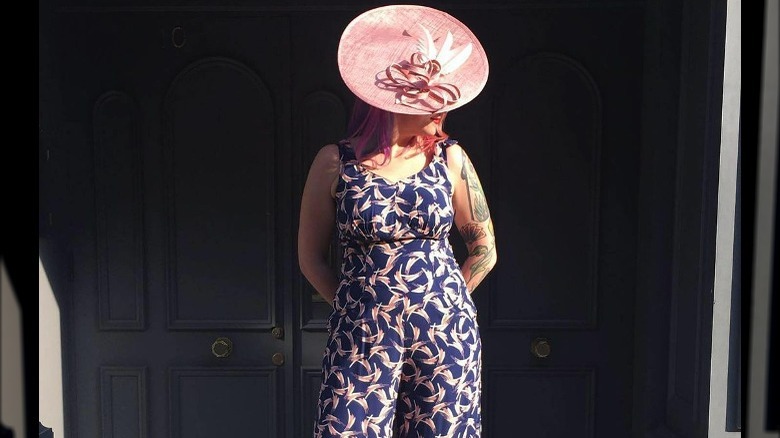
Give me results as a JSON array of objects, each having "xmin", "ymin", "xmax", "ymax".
[{"xmin": 422, "ymin": 125, "xmax": 440, "ymax": 136}]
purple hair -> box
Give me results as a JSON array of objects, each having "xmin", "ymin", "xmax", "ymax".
[{"xmin": 345, "ymin": 97, "xmax": 448, "ymax": 164}]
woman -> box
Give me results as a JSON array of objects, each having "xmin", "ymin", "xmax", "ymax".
[{"xmin": 299, "ymin": 5, "xmax": 496, "ymax": 437}]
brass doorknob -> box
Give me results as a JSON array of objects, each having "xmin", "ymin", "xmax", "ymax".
[
  {"xmin": 272, "ymin": 352, "xmax": 285, "ymax": 366},
  {"xmin": 531, "ymin": 338, "xmax": 551, "ymax": 358},
  {"xmin": 271, "ymin": 326, "xmax": 284, "ymax": 339},
  {"xmin": 211, "ymin": 337, "xmax": 233, "ymax": 358}
]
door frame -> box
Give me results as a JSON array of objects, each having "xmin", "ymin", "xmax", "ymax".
[{"xmin": 631, "ymin": 0, "xmax": 728, "ymax": 436}]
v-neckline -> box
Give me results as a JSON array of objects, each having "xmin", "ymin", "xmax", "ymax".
[{"xmin": 349, "ymin": 142, "xmax": 441, "ymax": 186}]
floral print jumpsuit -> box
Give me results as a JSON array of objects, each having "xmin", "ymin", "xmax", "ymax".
[{"xmin": 313, "ymin": 139, "xmax": 482, "ymax": 438}]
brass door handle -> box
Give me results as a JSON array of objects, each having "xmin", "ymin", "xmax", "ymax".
[
  {"xmin": 211, "ymin": 337, "xmax": 233, "ymax": 358},
  {"xmin": 272, "ymin": 326, "xmax": 284, "ymax": 339},
  {"xmin": 531, "ymin": 337, "xmax": 551, "ymax": 358},
  {"xmin": 272, "ymin": 352, "xmax": 285, "ymax": 366}
]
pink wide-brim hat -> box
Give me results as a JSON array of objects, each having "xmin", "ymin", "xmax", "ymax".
[{"xmin": 338, "ymin": 4, "xmax": 489, "ymax": 115}]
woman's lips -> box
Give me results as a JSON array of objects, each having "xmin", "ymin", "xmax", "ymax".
[{"xmin": 430, "ymin": 116, "xmax": 442, "ymax": 124}]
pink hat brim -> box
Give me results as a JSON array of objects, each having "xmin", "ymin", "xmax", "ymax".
[{"xmin": 338, "ymin": 5, "xmax": 489, "ymax": 115}]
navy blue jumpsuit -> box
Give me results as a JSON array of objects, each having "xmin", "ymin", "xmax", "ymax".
[{"xmin": 313, "ymin": 139, "xmax": 482, "ymax": 438}]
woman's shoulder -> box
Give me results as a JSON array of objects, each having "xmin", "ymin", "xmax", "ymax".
[
  {"xmin": 313, "ymin": 143, "xmax": 340, "ymax": 163},
  {"xmin": 440, "ymin": 139, "xmax": 467, "ymax": 168},
  {"xmin": 305, "ymin": 144, "xmax": 342, "ymax": 199},
  {"xmin": 308, "ymin": 143, "xmax": 342, "ymax": 178}
]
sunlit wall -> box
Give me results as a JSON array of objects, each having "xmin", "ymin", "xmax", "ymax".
[
  {"xmin": 39, "ymin": 256, "xmax": 65, "ymax": 437},
  {"xmin": 1, "ymin": 260, "xmax": 25, "ymax": 438}
]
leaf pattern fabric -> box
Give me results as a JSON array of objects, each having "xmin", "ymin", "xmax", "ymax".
[{"xmin": 313, "ymin": 139, "xmax": 482, "ymax": 438}]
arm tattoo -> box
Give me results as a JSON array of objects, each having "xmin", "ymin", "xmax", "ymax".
[
  {"xmin": 460, "ymin": 223, "xmax": 486, "ymax": 245},
  {"xmin": 468, "ymin": 242, "xmax": 496, "ymax": 284},
  {"xmin": 460, "ymin": 149, "xmax": 490, "ymax": 222},
  {"xmin": 462, "ymin": 220, "xmax": 496, "ymax": 292}
]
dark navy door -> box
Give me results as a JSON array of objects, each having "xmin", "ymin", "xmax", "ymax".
[{"xmin": 43, "ymin": 3, "xmax": 645, "ymax": 437}]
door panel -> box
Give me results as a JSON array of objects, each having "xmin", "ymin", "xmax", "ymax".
[
  {"xmin": 99, "ymin": 367, "xmax": 147, "ymax": 438},
  {"xmin": 169, "ymin": 368, "xmax": 279, "ymax": 437},
  {"xmin": 163, "ymin": 57, "xmax": 276, "ymax": 329},
  {"xmin": 485, "ymin": 369, "xmax": 595, "ymax": 435},
  {"xmin": 491, "ymin": 53, "xmax": 600, "ymax": 329},
  {"xmin": 93, "ymin": 91, "xmax": 145, "ymax": 331}
]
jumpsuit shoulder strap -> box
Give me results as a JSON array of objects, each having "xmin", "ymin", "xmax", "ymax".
[
  {"xmin": 337, "ymin": 139, "xmax": 357, "ymax": 163},
  {"xmin": 437, "ymin": 138, "xmax": 459, "ymax": 166}
]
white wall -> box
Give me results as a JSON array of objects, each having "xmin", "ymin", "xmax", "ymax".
[
  {"xmin": 748, "ymin": 0, "xmax": 779, "ymax": 436},
  {"xmin": 0, "ymin": 260, "xmax": 25, "ymax": 438},
  {"xmin": 39, "ymin": 257, "xmax": 65, "ymax": 438},
  {"xmin": 708, "ymin": 0, "xmax": 742, "ymax": 435}
]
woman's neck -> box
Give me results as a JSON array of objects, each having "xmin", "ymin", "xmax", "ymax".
[
  {"xmin": 391, "ymin": 134, "xmax": 419, "ymax": 150},
  {"xmin": 389, "ymin": 136, "xmax": 423, "ymax": 158}
]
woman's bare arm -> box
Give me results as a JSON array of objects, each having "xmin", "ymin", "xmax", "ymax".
[
  {"xmin": 447, "ymin": 143, "xmax": 498, "ymax": 293},
  {"xmin": 298, "ymin": 144, "xmax": 341, "ymax": 304}
]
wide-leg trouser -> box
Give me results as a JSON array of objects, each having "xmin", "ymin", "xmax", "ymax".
[{"xmin": 313, "ymin": 288, "xmax": 482, "ymax": 438}]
